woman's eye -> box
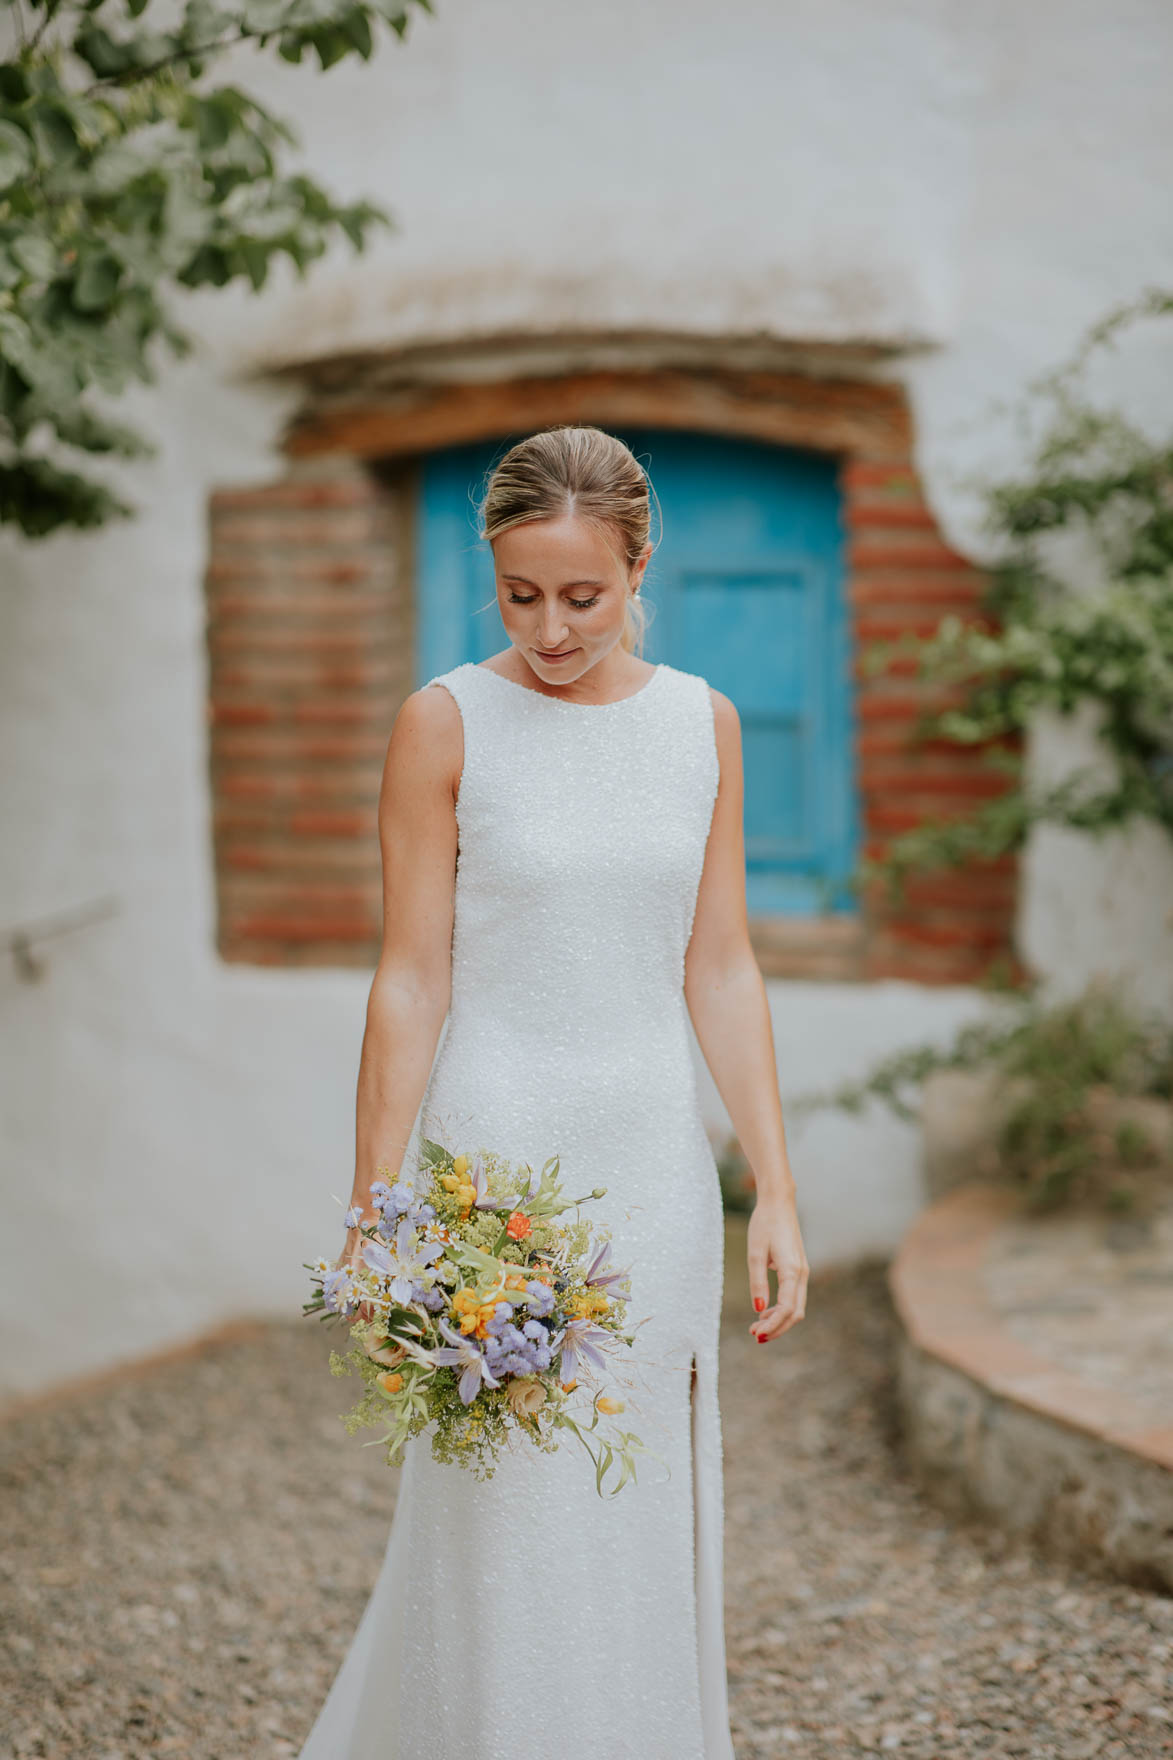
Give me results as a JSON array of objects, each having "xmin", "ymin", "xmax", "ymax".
[{"xmin": 507, "ymin": 593, "xmax": 599, "ymax": 610}]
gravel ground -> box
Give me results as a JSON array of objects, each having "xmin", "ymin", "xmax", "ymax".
[{"xmin": 1, "ymin": 1231, "xmax": 1170, "ymax": 1760}]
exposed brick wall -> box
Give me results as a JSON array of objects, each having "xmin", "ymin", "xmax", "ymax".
[
  {"xmin": 205, "ymin": 457, "xmax": 415, "ymax": 966},
  {"xmin": 843, "ymin": 459, "xmax": 1018, "ymax": 986},
  {"xmin": 204, "ymin": 366, "xmax": 1018, "ymax": 983}
]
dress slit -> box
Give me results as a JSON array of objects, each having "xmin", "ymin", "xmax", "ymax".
[{"xmin": 691, "ymin": 1342, "xmax": 733, "ymax": 1755}]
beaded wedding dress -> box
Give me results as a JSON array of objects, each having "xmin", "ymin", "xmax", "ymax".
[{"xmin": 297, "ymin": 658, "xmax": 736, "ymax": 1760}]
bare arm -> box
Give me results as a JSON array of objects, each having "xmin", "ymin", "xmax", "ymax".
[
  {"xmin": 339, "ymin": 682, "xmax": 463, "ymax": 1265},
  {"xmin": 683, "ymin": 689, "xmax": 809, "ymax": 1343}
]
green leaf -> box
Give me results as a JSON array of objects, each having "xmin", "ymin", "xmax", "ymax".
[
  {"xmin": 237, "ymin": 236, "xmax": 269, "ymax": 289},
  {"xmin": 11, "ymin": 233, "xmax": 57, "ymax": 280},
  {"xmin": 340, "ymin": 6, "xmax": 372, "ymax": 57},
  {"xmin": 0, "ymin": 456, "xmax": 134, "ymax": 540},
  {"xmin": 192, "ymin": 95, "xmax": 232, "ymax": 151},
  {"xmin": 72, "ymin": 249, "xmax": 123, "ymax": 312},
  {"xmin": 0, "ymin": 66, "xmax": 31, "ymax": 107},
  {"xmin": 0, "ymin": 121, "xmax": 32, "ymax": 187},
  {"xmin": 309, "ymin": 22, "xmax": 350, "ymax": 67},
  {"xmin": 73, "ymin": 23, "xmax": 140, "ymax": 77}
]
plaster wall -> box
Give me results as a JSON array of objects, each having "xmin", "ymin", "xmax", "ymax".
[{"xmin": 2, "ymin": 0, "xmax": 1171, "ymax": 1397}]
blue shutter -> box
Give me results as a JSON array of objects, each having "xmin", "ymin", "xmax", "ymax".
[{"xmin": 418, "ymin": 429, "xmax": 854, "ymax": 914}]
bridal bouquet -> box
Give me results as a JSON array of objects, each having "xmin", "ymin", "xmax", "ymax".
[{"xmin": 304, "ymin": 1137, "xmax": 652, "ymax": 1495}]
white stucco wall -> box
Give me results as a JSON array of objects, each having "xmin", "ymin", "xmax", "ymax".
[{"xmin": 2, "ymin": 0, "xmax": 1171, "ymax": 1401}]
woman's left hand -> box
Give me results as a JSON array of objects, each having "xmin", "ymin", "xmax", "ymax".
[{"xmin": 746, "ymin": 1193, "xmax": 809, "ymax": 1343}]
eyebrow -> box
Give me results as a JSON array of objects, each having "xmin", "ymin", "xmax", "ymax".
[{"xmin": 502, "ymin": 574, "xmax": 608, "ymax": 589}]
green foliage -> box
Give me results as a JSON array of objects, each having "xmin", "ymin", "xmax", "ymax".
[
  {"xmin": 872, "ymin": 289, "xmax": 1173, "ymax": 891},
  {"xmin": 0, "ymin": 0, "xmax": 431, "ymax": 536},
  {"xmin": 798, "ymin": 987, "xmax": 1173, "ymax": 1213}
]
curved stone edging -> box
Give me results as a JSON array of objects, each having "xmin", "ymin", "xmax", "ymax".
[{"xmin": 889, "ymin": 1183, "xmax": 1173, "ymax": 1593}]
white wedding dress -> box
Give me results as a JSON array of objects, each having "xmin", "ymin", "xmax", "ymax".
[{"xmin": 298, "ymin": 658, "xmax": 736, "ymax": 1760}]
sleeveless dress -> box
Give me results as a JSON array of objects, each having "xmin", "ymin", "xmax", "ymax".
[{"xmin": 298, "ymin": 658, "xmax": 736, "ymax": 1760}]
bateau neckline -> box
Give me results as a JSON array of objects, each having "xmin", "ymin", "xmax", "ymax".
[{"xmin": 471, "ymin": 661, "xmax": 667, "ymax": 709}]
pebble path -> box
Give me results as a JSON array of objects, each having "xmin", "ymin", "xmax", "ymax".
[{"xmin": 1, "ymin": 1239, "xmax": 1169, "ymax": 1758}]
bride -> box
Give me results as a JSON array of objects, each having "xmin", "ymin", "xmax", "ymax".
[{"xmin": 297, "ymin": 424, "xmax": 809, "ymax": 1759}]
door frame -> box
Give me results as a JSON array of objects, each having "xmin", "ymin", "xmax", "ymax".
[{"xmin": 204, "ymin": 356, "xmax": 1014, "ymax": 983}]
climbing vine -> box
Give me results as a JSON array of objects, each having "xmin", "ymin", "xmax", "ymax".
[{"xmin": 874, "ymin": 288, "xmax": 1173, "ymax": 890}]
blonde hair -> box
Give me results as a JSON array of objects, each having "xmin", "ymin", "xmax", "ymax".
[{"xmin": 477, "ymin": 425, "xmax": 658, "ymax": 656}]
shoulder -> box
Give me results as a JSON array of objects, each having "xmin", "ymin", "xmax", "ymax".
[
  {"xmin": 394, "ymin": 675, "xmax": 466, "ymax": 738},
  {"xmin": 705, "ymin": 689, "xmax": 742, "ymax": 792},
  {"xmin": 673, "ymin": 668, "xmax": 740, "ymax": 738},
  {"xmin": 706, "ymin": 686, "xmax": 739, "ymax": 735},
  {"xmin": 383, "ymin": 677, "xmax": 465, "ymax": 794}
]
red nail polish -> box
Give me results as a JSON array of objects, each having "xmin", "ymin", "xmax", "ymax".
[
  {"xmin": 756, "ymin": 1333, "xmax": 767, "ymax": 1344},
  {"xmin": 753, "ymin": 1297, "xmax": 765, "ymax": 1313}
]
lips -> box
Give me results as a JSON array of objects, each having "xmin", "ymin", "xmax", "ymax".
[{"xmin": 536, "ymin": 648, "xmax": 576, "ymax": 660}]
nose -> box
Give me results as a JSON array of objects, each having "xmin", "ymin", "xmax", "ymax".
[{"xmin": 536, "ymin": 609, "xmax": 570, "ymax": 650}]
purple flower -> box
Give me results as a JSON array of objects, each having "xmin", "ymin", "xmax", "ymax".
[
  {"xmin": 524, "ymin": 1280, "xmax": 554, "ymax": 1318},
  {"xmin": 584, "ymin": 1241, "xmax": 629, "ymax": 1297},
  {"xmin": 555, "ymin": 1317, "xmax": 612, "ymax": 1386},
  {"xmin": 468, "ymin": 1154, "xmax": 502, "ymax": 1211},
  {"xmin": 362, "ymin": 1218, "xmax": 445, "ymax": 1305},
  {"xmin": 429, "ymin": 1318, "xmax": 502, "ymax": 1405},
  {"xmin": 320, "ymin": 1267, "xmax": 355, "ymax": 1314}
]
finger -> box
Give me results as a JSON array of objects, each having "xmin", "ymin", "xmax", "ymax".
[
  {"xmin": 746, "ymin": 1241, "xmax": 771, "ymax": 1317},
  {"xmin": 750, "ymin": 1311, "xmax": 790, "ymax": 1342},
  {"xmin": 750, "ymin": 1283, "xmax": 808, "ymax": 1341}
]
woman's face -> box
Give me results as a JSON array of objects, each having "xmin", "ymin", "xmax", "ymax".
[{"xmin": 492, "ymin": 514, "xmax": 651, "ymax": 684}]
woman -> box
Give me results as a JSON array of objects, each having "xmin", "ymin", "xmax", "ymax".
[{"xmin": 297, "ymin": 425, "xmax": 808, "ymax": 1759}]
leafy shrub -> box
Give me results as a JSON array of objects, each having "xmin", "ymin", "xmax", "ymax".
[{"xmin": 797, "ymin": 986, "xmax": 1173, "ymax": 1213}]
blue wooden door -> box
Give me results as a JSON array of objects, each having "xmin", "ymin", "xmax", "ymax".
[{"xmin": 417, "ymin": 430, "xmax": 854, "ymax": 914}]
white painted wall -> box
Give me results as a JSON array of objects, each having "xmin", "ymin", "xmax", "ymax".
[{"xmin": 2, "ymin": 0, "xmax": 1171, "ymax": 1400}]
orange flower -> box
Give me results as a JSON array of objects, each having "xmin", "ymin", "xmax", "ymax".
[
  {"xmin": 505, "ymin": 1211, "xmax": 532, "ymax": 1242},
  {"xmin": 377, "ymin": 1371, "xmax": 404, "ymax": 1394}
]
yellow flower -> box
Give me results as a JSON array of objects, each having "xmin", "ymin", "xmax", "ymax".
[
  {"xmin": 455, "ymin": 1183, "xmax": 477, "ymax": 1208},
  {"xmin": 453, "ymin": 1154, "xmax": 469, "ymax": 1177},
  {"xmin": 596, "ymin": 1396, "xmax": 625, "ymax": 1415},
  {"xmin": 441, "ymin": 1172, "xmax": 461, "ymax": 1192},
  {"xmin": 565, "ymin": 1288, "xmax": 610, "ymax": 1320},
  {"xmin": 452, "ymin": 1288, "xmax": 479, "ymax": 1314},
  {"xmin": 459, "ymin": 1314, "xmax": 480, "ymax": 1335}
]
